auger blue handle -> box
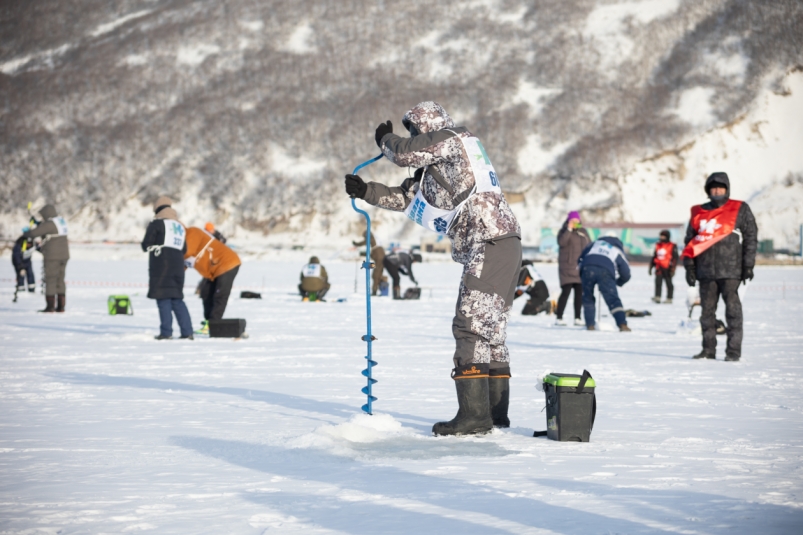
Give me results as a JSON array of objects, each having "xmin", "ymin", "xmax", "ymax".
[{"xmin": 350, "ymin": 154, "xmax": 384, "ymax": 415}]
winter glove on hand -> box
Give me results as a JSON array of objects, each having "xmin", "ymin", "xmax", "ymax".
[
  {"xmin": 345, "ymin": 174, "xmax": 367, "ymax": 199},
  {"xmin": 374, "ymin": 120, "xmax": 393, "ymax": 148},
  {"xmin": 685, "ymin": 268, "xmax": 696, "ymax": 287},
  {"xmin": 742, "ymin": 266, "xmax": 754, "ymax": 284},
  {"xmin": 648, "ymin": 265, "xmax": 653, "ymax": 276}
]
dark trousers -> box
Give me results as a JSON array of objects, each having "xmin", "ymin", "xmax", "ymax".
[
  {"xmin": 15, "ymin": 259, "xmax": 35, "ymax": 289},
  {"xmin": 157, "ymin": 298, "xmax": 193, "ymax": 337},
  {"xmin": 581, "ymin": 266, "xmax": 626, "ymax": 327},
  {"xmin": 555, "ymin": 283, "xmax": 582, "ymax": 320},
  {"xmin": 699, "ymin": 279, "xmax": 743, "ymax": 358},
  {"xmin": 44, "ymin": 259, "xmax": 68, "ymax": 296},
  {"xmin": 203, "ymin": 265, "xmax": 239, "ymax": 320},
  {"xmin": 383, "ymin": 257, "xmax": 402, "ymax": 288},
  {"xmin": 452, "ymin": 237, "xmax": 521, "ymax": 369},
  {"xmin": 654, "ymin": 270, "xmax": 674, "ymax": 299}
]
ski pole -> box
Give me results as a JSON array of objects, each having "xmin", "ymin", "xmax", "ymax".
[{"xmin": 350, "ymin": 154, "xmax": 384, "ymax": 415}]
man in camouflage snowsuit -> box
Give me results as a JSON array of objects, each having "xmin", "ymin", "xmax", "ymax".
[{"xmin": 345, "ymin": 102, "xmax": 521, "ymax": 435}]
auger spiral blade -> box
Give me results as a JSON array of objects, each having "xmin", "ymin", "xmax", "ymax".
[{"xmin": 350, "ymin": 153, "xmax": 384, "ymax": 416}]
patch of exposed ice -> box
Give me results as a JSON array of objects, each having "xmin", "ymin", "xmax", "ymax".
[{"xmin": 89, "ymin": 9, "xmax": 152, "ymax": 38}]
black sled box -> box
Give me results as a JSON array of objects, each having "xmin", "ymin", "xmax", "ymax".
[
  {"xmin": 541, "ymin": 371, "xmax": 596, "ymax": 442},
  {"xmin": 209, "ymin": 318, "xmax": 247, "ymax": 338}
]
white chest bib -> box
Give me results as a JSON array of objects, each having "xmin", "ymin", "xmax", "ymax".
[
  {"xmin": 588, "ymin": 241, "xmax": 625, "ymax": 277},
  {"xmin": 162, "ymin": 219, "xmax": 186, "ymax": 250},
  {"xmin": 52, "ymin": 216, "xmax": 68, "ymax": 236},
  {"xmin": 303, "ymin": 264, "xmax": 322, "ymax": 278},
  {"xmin": 403, "ymin": 134, "xmax": 502, "ymax": 236}
]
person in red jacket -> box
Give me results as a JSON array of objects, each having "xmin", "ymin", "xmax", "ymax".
[{"xmin": 649, "ymin": 230, "xmax": 678, "ymax": 303}]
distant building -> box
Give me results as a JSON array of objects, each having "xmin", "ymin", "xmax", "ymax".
[{"xmin": 539, "ymin": 223, "xmax": 685, "ymax": 263}]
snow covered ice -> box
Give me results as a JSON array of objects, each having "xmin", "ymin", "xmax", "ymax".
[{"xmin": 1, "ymin": 248, "xmax": 802, "ymax": 534}]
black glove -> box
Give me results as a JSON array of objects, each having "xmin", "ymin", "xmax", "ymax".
[
  {"xmin": 648, "ymin": 265, "xmax": 653, "ymax": 276},
  {"xmin": 685, "ymin": 268, "xmax": 696, "ymax": 287},
  {"xmin": 375, "ymin": 120, "xmax": 393, "ymax": 147},
  {"xmin": 413, "ymin": 167, "xmax": 424, "ymax": 181},
  {"xmin": 742, "ymin": 266, "xmax": 754, "ymax": 283},
  {"xmin": 345, "ymin": 174, "xmax": 367, "ymax": 199}
]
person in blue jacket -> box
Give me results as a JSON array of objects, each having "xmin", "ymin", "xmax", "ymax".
[
  {"xmin": 578, "ymin": 235, "xmax": 632, "ymax": 332},
  {"xmin": 12, "ymin": 230, "xmax": 37, "ymax": 294}
]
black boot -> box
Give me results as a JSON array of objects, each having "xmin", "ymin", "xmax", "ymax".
[
  {"xmin": 693, "ymin": 350, "xmax": 716, "ymax": 360},
  {"xmin": 433, "ymin": 365, "xmax": 493, "ymax": 436},
  {"xmin": 393, "ymin": 285, "xmax": 401, "ymax": 300},
  {"xmin": 40, "ymin": 295, "xmax": 56, "ymax": 313},
  {"xmin": 489, "ymin": 369, "xmax": 510, "ymax": 428},
  {"xmin": 56, "ymin": 294, "xmax": 65, "ymax": 313}
]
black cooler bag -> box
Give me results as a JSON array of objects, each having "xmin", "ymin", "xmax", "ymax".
[
  {"xmin": 537, "ymin": 370, "xmax": 596, "ymax": 442},
  {"xmin": 209, "ymin": 319, "xmax": 247, "ymax": 338}
]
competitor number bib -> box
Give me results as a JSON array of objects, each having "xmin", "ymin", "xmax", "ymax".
[
  {"xmin": 52, "ymin": 216, "xmax": 68, "ymax": 236},
  {"xmin": 162, "ymin": 219, "xmax": 186, "ymax": 250},
  {"xmin": 303, "ymin": 264, "xmax": 322, "ymax": 278},
  {"xmin": 403, "ymin": 134, "xmax": 502, "ymax": 236}
]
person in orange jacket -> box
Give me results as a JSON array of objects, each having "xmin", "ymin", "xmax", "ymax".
[{"xmin": 184, "ymin": 227, "xmax": 241, "ymax": 325}]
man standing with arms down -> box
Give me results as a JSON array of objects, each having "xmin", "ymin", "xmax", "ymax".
[
  {"xmin": 650, "ymin": 230, "xmax": 678, "ymax": 304},
  {"xmin": 682, "ymin": 172, "xmax": 758, "ymax": 362},
  {"xmin": 22, "ymin": 204, "xmax": 69, "ymax": 313},
  {"xmin": 344, "ymin": 102, "xmax": 521, "ymax": 436}
]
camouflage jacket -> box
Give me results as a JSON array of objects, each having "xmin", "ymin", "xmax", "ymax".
[{"xmin": 363, "ymin": 102, "xmax": 520, "ymax": 265}]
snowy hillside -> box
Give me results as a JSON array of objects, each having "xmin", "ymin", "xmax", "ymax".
[{"xmin": 1, "ymin": 0, "xmax": 802, "ymax": 248}]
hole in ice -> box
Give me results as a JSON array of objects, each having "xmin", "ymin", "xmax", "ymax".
[{"xmin": 289, "ymin": 413, "xmax": 515, "ymax": 460}]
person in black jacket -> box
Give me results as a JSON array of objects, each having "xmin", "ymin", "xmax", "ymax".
[
  {"xmin": 12, "ymin": 232, "xmax": 36, "ymax": 295},
  {"xmin": 141, "ymin": 197, "xmax": 193, "ymax": 340},
  {"xmin": 683, "ymin": 172, "xmax": 758, "ymax": 361},
  {"xmin": 382, "ymin": 251, "xmax": 420, "ymax": 299}
]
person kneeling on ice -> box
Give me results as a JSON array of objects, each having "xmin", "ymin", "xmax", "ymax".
[
  {"xmin": 141, "ymin": 197, "xmax": 194, "ymax": 340},
  {"xmin": 22, "ymin": 204, "xmax": 69, "ymax": 313},
  {"xmin": 650, "ymin": 230, "xmax": 678, "ymax": 304},
  {"xmin": 383, "ymin": 250, "xmax": 420, "ymax": 299},
  {"xmin": 515, "ymin": 260, "xmax": 552, "ymax": 315},
  {"xmin": 12, "ymin": 232, "xmax": 37, "ymax": 294},
  {"xmin": 578, "ymin": 235, "xmax": 631, "ymax": 331},
  {"xmin": 682, "ymin": 172, "xmax": 757, "ymax": 362},
  {"xmin": 185, "ymin": 225, "xmax": 241, "ymax": 334},
  {"xmin": 344, "ymin": 101, "xmax": 521, "ymax": 436},
  {"xmin": 299, "ymin": 256, "xmax": 330, "ymax": 301}
]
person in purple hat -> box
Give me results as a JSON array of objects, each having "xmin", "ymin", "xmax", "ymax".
[{"xmin": 556, "ymin": 210, "xmax": 591, "ymax": 326}]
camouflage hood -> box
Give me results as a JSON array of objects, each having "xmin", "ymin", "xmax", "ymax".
[{"xmin": 402, "ymin": 102, "xmax": 455, "ymax": 135}]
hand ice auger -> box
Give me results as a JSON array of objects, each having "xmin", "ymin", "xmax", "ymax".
[{"xmin": 350, "ymin": 154, "xmax": 384, "ymax": 415}]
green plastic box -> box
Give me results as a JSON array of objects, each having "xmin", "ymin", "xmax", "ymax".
[
  {"xmin": 108, "ymin": 295, "xmax": 133, "ymax": 316},
  {"xmin": 541, "ymin": 371, "xmax": 596, "ymax": 442}
]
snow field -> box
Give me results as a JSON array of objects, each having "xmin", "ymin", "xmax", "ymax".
[{"xmin": 1, "ymin": 252, "xmax": 802, "ymax": 534}]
